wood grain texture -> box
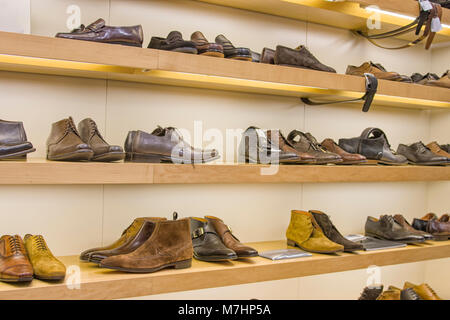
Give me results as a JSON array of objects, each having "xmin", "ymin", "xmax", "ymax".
[
  {"xmin": 0, "ymin": 159, "xmax": 449, "ymax": 184},
  {"xmin": 0, "ymin": 240, "xmax": 448, "ymax": 300},
  {"xmin": 0, "ymin": 32, "xmax": 448, "ymax": 109}
]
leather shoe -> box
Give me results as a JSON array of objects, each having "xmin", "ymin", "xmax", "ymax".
[{"xmin": 365, "ymin": 215, "xmax": 425, "ymax": 244}]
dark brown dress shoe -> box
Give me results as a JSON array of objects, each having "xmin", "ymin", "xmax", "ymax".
[
  {"xmin": 124, "ymin": 127, "xmax": 219, "ymax": 164},
  {"xmin": 266, "ymin": 130, "xmax": 316, "ymax": 164},
  {"xmin": 310, "ymin": 210, "xmax": 364, "ymax": 252},
  {"xmin": 287, "ymin": 131, "xmax": 342, "ymax": 164},
  {"xmin": 346, "ymin": 61, "xmax": 402, "ymax": 81},
  {"xmin": 321, "ymin": 138, "xmax": 366, "ymax": 164},
  {"xmin": 0, "ymin": 119, "xmax": 35, "ymax": 159},
  {"xmin": 412, "ymin": 213, "xmax": 437, "ymax": 234},
  {"xmin": 365, "ymin": 215, "xmax": 425, "ymax": 244},
  {"xmin": 56, "ymin": 18, "xmax": 143, "ymax": 47},
  {"xmin": 397, "ymin": 142, "xmax": 448, "ymax": 166},
  {"xmin": 190, "ymin": 217, "xmax": 237, "ymax": 262},
  {"xmin": 427, "ymin": 214, "xmax": 450, "ymax": 241},
  {"xmin": 393, "ymin": 214, "xmax": 433, "ymax": 241},
  {"xmin": 205, "ymin": 216, "xmax": 258, "ymax": 258},
  {"xmin": 78, "ymin": 118, "xmax": 124, "ymax": 162},
  {"xmin": 274, "ymin": 45, "xmax": 336, "ymax": 73},
  {"xmin": 148, "ymin": 31, "xmax": 198, "ymax": 54},
  {"xmin": 190, "ymin": 31, "xmax": 224, "ymax": 57},
  {"xmin": 0, "ymin": 235, "xmax": 33, "ymax": 282},
  {"xmin": 238, "ymin": 126, "xmax": 303, "ymax": 164},
  {"xmin": 358, "ymin": 285, "xmax": 383, "ymax": 300},
  {"xmin": 100, "ymin": 219, "xmax": 193, "ymax": 273},
  {"xmin": 46, "ymin": 117, "xmax": 94, "ymax": 161},
  {"xmin": 260, "ymin": 47, "xmax": 275, "ymax": 64},
  {"xmin": 89, "ymin": 218, "xmax": 166, "ymax": 264},
  {"xmin": 215, "ymin": 35, "xmax": 252, "ymax": 61}
]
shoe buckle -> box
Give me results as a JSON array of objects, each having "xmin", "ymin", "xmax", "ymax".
[
  {"xmin": 192, "ymin": 227, "xmax": 205, "ymax": 239},
  {"xmin": 227, "ymin": 225, "xmax": 233, "ymax": 234}
]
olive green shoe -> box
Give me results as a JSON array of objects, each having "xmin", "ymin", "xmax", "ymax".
[
  {"xmin": 24, "ymin": 234, "xmax": 66, "ymax": 281},
  {"xmin": 286, "ymin": 210, "xmax": 344, "ymax": 254}
]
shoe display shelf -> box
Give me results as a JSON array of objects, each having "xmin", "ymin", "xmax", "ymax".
[
  {"xmin": 0, "ymin": 31, "xmax": 449, "ymax": 111},
  {"xmin": 0, "ymin": 240, "xmax": 448, "ymax": 300},
  {"xmin": 194, "ymin": 0, "xmax": 450, "ymax": 43},
  {"xmin": 0, "ymin": 159, "xmax": 449, "ymax": 184}
]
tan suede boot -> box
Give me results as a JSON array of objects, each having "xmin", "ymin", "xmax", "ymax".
[{"xmin": 286, "ymin": 210, "xmax": 344, "ymax": 254}]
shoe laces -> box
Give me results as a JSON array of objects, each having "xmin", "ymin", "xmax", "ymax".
[
  {"xmin": 34, "ymin": 235, "xmax": 48, "ymax": 251},
  {"xmin": 8, "ymin": 237, "xmax": 21, "ymax": 254},
  {"xmin": 415, "ymin": 142, "xmax": 430, "ymax": 154}
]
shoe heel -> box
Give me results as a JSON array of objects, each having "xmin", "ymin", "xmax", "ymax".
[
  {"xmin": 287, "ymin": 239, "xmax": 297, "ymax": 247},
  {"xmin": 174, "ymin": 259, "xmax": 192, "ymax": 269},
  {"xmin": 3, "ymin": 154, "xmax": 27, "ymax": 161},
  {"xmin": 125, "ymin": 152, "xmax": 163, "ymax": 163}
]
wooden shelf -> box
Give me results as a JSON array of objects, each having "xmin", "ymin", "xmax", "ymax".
[
  {"xmin": 0, "ymin": 32, "xmax": 448, "ymax": 110},
  {"xmin": 0, "ymin": 240, "xmax": 448, "ymax": 300},
  {"xmin": 194, "ymin": 0, "xmax": 450, "ymax": 43},
  {"xmin": 1, "ymin": 159, "xmax": 449, "ymax": 184}
]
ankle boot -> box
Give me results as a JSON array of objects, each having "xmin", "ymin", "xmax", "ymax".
[
  {"xmin": 286, "ymin": 210, "xmax": 344, "ymax": 254},
  {"xmin": 100, "ymin": 219, "xmax": 193, "ymax": 273}
]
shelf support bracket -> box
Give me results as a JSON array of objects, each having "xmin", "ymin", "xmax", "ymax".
[{"xmin": 301, "ymin": 73, "xmax": 378, "ymax": 112}]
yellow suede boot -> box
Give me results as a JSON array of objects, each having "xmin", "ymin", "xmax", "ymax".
[
  {"xmin": 286, "ymin": 210, "xmax": 344, "ymax": 254},
  {"xmin": 403, "ymin": 282, "xmax": 442, "ymax": 300},
  {"xmin": 376, "ymin": 288, "xmax": 401, "ymax": 300},
  {"xmin": 24, "ymin": 235, "xmax": 66, "ymax": 281}
]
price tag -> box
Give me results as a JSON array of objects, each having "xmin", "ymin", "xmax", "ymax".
[
  {"xmin": 431, "ymin": 17, "xmax": 443, "ymax": 33},
  {"xmin": 419, "ymin": 0, "xmax": 433, "ymax": 12}
]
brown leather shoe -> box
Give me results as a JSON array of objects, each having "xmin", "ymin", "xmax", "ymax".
[
  {"xmin": 426, "ymin": 70, "xmax": 450, "ymax": 89},
  {"xmin": 426, "ymin": 141, "xmax": 450, "ymax": 165},
  {"xmin": 148, "ymin": 31, "xmax": 198, "ymax": 54},
  {"xmin": 205, "ymin": 216, "xmax": 258, "ymax": 258},
  {"xmin": 89, "ymin": 218, "xmax": 166, "ymax": 263},
  {"xmin": 47, "ymin": 117, "xmax": 94, "ymax": 161},
  {"xmin": 191, "ymin": 31, "xmax": 224, "ymax": 57},
  {"xmin": 393, "ymin": 214, "xmax": 433, "ymax": 241},
  {"xmin": 413, "ymin": 213, "xmax": 449, "ymax": 241},
  {"xmin": 346, "ymin": 61, "xmax": 403, "ymax": 81},
  {"xmin": 0, "ymin": 235, "xmax": 33, "ymax": 282},
  {"xmin": 274, "ymin": 45, "xmax": 336, "ymax": 73},
  {"xmin": 100, "ymin": 219, "xmax": 193, "ymax": 273},
  {"xmin": 80, "ymin": 217, "xmax": 153, "ymax": 261},
  {"xmin": 260, "ymin": 47, "xmax": 275, "ymax": 64},
  {"xmin": 287, "ymin": 131, "xmax": 342, "ymax": 164},
  {"xmin": 321, "ymin": 138, "xmax": 366, "ymax": 164},
  {"xmin": 403, "ymin": 282, "xmax": 442, "ymax": 300},
  {"xmin": 78, "ymin": 118, "xmax": 124, "ymax": 162},
  {"xmin": 56, "ymin": 18, "xmax": 143, "ymax": 47},
  {"xmin": 215, "ymin": 35, "xmax": 252, "ymax": 61},
  {"xmin": 124, "ymin": 127, "xmax": 220, "ymax": 163},
  {"xmin": 266, "ymin": 130, "xmax": 316, "ymax": 164}
]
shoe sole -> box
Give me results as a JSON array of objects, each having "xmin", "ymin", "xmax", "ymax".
[
  {"xmin": 337, "ymin": 160, "xmax": 368, "ymax": 165},
  {"xmin": 287, "ymin": 239, "xmax": 343, "ymax": 254},
  {"xmin": 431, "ymin": 234, "xmax": 450, "ymax": 241},
  {"xmin": 34, "ymin": 275, "xmax": 65, "ymax": 281},
  {"xmin": 0, "ymin": 276, "xmax": 33, "ymax": 283},
  {"xmin": 407, "ymin": 161, "xmax": 448, "ymax": 166},
  {"xmin": 226, "ymin": 54, "xmax": 252, "ymax": 61},
  {"xmin": 172, "ymin": 47, "xmax": 198, "ymax": 54},
  {"xmin": 0, "ymin": 148, "xmax": 36, "ymax": 160},
  {"xmin": 365, "ymin": 232, "xmax": 425, "ymax": 244},
  {"xmin": 100, "ymin": 258, "xmax": 192, "ymax": 273},
  {"xmin": 199, "ymin": 50, "xmax": 225, "ymax": 58},
  {"xmin": 193, "ymin": 253, "xmax": 238, "ymax": 262},
  {"xmin": 47, "ymin": 149, "xmax": 94, "ymax": 161},
  {"xmin": 91, "ymin": 152, "xmax": 125, "ymax": 162},
  {"xmin": 365, "ymin": 159, "xmax": 408, "ymax": 166},
  {"xmin": 240, "ymin": 156, "xmax": 315, "ymax": 165},
  {"xmin": 125, "ymin": 152, "xmax": 220, "ymax": 164},
  {"xmin": 236, "ymin": 253, "xmax": 259, "ymax": 258}
]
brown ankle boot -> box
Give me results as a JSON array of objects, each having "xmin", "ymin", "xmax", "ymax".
[{"xmin": 100, "ymin": 219, "xmax": 193, "ymax": 273}]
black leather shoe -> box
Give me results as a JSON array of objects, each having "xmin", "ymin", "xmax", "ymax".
[
  {"xmin": 0, "ymin": 119, "xmax": 36, "ymax": 159},
  {"xmin": 310, "ymin": 210, "xmax": 363, "ymax": 252},
  {"xmin": 148, "ymin": 31, "xmax": 198, "ymax": 54},
  {"xmin": 358, "ymin": 285, "xmax": 383, "ymax": 300},
  {"xmin": 215, "ymin": 35, "xmax": 252, "ymax": 61},
  {"xmin": 339, "ymin": 127, "xmax": 407, "ymax": 165},
  {"xmin": 365, "ymin": 215, "xmax": 425, "ymax": 244},
  {"xmin": 397, "ymin": 142, "xmax": 448, "ymax": 166},
  {"xmin": 190, "ymin": 217, "xmax": 237, "ymax": 262}
]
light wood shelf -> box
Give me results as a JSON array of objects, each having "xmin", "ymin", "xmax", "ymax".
[
  {"xmin": 0, "ymin": 159, "xmax": 449, "ymax": 184},
  {"xmin": 194, "ymin": 0, "xmax": 450, "ymax": 42},
  {"xmin": 0, "ymin": 32, "xmax": 448, "ymax": 110},
  {"xmin": 0, "ymin": 240, "xmax": 448, "ymax": 299}
]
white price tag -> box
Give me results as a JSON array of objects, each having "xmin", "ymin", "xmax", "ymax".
[
  {"xmin": 419, "ymin": 0, "xmax": 433, "ymax": 12},
  {"xmin": 431, "ymin": 17, "xmax": 443, "ymax": 33}
]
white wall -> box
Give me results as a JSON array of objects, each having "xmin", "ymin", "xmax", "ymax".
[{"xmin": 0, "ymin": 0, "xmax": 448, "ymax": 299}]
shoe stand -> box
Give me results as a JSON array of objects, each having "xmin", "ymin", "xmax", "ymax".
[{"xmin": 0, "ymin": 0, "xmax": 448, "ymax": 300}]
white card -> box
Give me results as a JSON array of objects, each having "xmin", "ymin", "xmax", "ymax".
[
  {"xmin": 419, "ymin": 0, "xmax": 433, "ymax": 12},
  {"xmin": 431, "ymin": 17, "xmax": 443, "ymax": 33}
]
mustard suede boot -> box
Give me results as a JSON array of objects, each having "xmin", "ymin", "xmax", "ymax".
[
  {"xmin": 24, "ymin": 235, "xmax": 66, "ymax": 281},
  {"xmin": 286, "ymin": 210, "xmax": 344, "ymax": 254}
]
